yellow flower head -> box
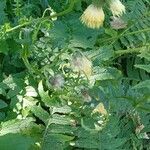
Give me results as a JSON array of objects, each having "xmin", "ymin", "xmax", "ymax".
[
  {"xmin": 80, "ymin": 4, "xmax": 105, "ymax": 29},
  {"xmin": 109, "ymin": 0, "xmax": 125, "ymax": 17}
]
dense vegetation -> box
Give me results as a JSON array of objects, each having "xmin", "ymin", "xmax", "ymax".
[{"xmin": 0, "ymin": 0, "xmax": 150, "ymax": 149}]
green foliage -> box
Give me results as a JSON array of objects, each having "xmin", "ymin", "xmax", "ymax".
[
  {"xmin": 0, "ymin": 0, "xmax": 149, "ymax": 149},
  {"xmin": 0, "ymin": 0, "xmax": 7, "ymax": 25},
  {"xmin": 74, "ymin": 116, "xmax": 125, "ymax": 149},
  {"xmin": 0, "ymin": 133, "xmax": 35, "ymax": 150}
]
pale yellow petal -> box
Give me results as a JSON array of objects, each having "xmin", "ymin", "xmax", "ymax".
[{"xmin": 80, "ymin": 4, "xmax": 105, "ymax": 29}]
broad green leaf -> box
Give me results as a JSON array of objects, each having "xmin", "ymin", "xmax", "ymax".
[
  {"xmin": 42, "ymin": 137, "xmax": 63, "ymax": 150},
  {"xmin": 90, "ymin": 67, "xmax": 122, "ymax": 85},
  {"xmin": 48, "ymin": 133, "xmax": 74, "ymax": 142},
  {"xmin": 31, "ymin": 105, "xmax": 49, "ymax": 124},
  {"xmin": 52, "ymin": 105, "xmax": 72, "ymax": 114},
  {"xmin": 0, "ymin": 99, "xmax": 7, "ymax": 109},
  {"xmin": 25, "ymin": 86, "xmax": 38, "ymax": 97},
  {"xmin": 49, "ymin": 14, "xmax": 103, "ymax": 49},
  {"xmin": 50, "ymin": 114, "xmax": 73, "ymax": 125},
  {"xmin": 0, "ymin": 118, "xmax": 35, "ymax": 136},
  {"xmin": 1, "ymin": 73, "xmax": 25, "ymax": 98},
  {"xmin": 0, "ymin": 133, "xmax": 35, "ymax": 150},
  {"xmin": 73, "ymin": 138, "xmax": 99, "ymax": 149},
  {"xmin": 0, "ymin": 40, "xmax": 9, "ymax": 54},
  {"xmin": 38, "ymin": 81, "xmax": 53, "ymax": 107},
  {"xmin": 49, "ymin": 124, "xmax": 76, "ymax": 134},
  {"xmin": 48, "ymin": 20, "xmax": 68, "ymax": 48},
  {"xmin": 87, "ymin": 46, "xmax": 114, "ymax": 64},
  {"xmin": 42, "ymin": 133, "xmax": 74, "ymax": 150},
  {"xmin": 0, "ymin": 0, "xmax": 7, "ymax": 25}
]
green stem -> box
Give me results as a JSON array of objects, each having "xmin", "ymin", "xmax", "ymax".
[
  {"xmin": 91, "ymin": 45, "xmax": 145, "ymax": 61},
  {"xmin": 21, "ymin": 47, "xmax": 44, "ymax": 78},
  {"xmin": 110, "ymin": 44, "xmax": 150, "ymax": 61},
  {"xmin": 114, "ymin": 47, "xmax": 141, "ymax": 56},
  {"xmin": 41, "ymin": 117, "xmax": 52, "ymax": 149},
  {"xmin": 97, "ymin": 26, "xmax": 150, "ymax": 45},
  {"xmin": 111, "ymin": 46, "xmax": 143, "ymax": 60},
  {"xmin": 22, "ymin": 49, "xmax": 36, "ymax": 74},
  {"xmin": 6, "ymin": 0, "xmax": 77, "ymax": 33},
  {"xmin": 124, "ymin": 27, "xmax": 150, "ymax": 36}
]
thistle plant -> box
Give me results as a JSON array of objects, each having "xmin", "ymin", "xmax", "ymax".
[{"xmin": 0, "ymin": 0, "xmax": 149, "ymax": 149}]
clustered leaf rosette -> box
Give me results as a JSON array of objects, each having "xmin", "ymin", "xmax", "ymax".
[
  {"xmin": 80, "ymin": 0, "xmax": 125, "ymax": 29},
  {"xmin": 109, "ymin": 0, "xmax": 125, "ymax": 17},
  {"xmin": 80, "ymin": 4, "xmax": 105, "ymax": 29}
]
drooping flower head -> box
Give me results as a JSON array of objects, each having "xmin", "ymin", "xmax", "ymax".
[
  {"xmin": 80, "ymin": 1, "xmax": 105, "ymax": 29},
  {"xmin": 110, "ymin": 16, "xmax": 127, "ymax": 29},
  {"xmin": 109, "ymin": 0, "xmax": 125, "ymax": 17},
  {"xmin": 71, "ymin": 54, "xmax": 92, "ymax": 78},
  {"xmin": 50, "ymin": 74, "xmax": 65, "ymax": 89}
]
